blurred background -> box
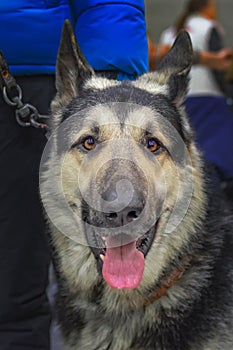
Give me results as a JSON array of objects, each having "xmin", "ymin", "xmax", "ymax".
[{"xmin": 145, "ymin": 0, "xmax": 233, "ymax": 46}]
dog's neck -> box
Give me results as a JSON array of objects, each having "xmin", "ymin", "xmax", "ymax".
[{"xmin": 143, "ymin": 255, "xmax": 192, "ymax": 306}]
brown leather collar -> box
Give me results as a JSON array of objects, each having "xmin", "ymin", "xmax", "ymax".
[{"xmin": 143, "ymin": 255, "xmax": 191, "ymax": 306}]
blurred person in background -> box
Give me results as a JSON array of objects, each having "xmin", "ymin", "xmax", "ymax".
[{"xmin": 159, "ymin": 0, "xmax": 233, "ymax": 194}]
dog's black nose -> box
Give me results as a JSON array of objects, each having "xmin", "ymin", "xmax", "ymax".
[
  {"xmin": 102, "ymin": 187, "xmax": 144, "ymax": 227},
  {"xmin": 106, "ymin": 207, "xmax": 142, "ymax": 226}
]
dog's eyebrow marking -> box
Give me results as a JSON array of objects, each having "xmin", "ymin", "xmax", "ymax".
[{"xmin": 90, "ymin": 125, "xmax": 100, "ymax": 135}]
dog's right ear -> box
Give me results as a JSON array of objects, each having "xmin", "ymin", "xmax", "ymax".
[{"xmin": 55, "ymin": 20, "xmax": 94, "ymax": 107}]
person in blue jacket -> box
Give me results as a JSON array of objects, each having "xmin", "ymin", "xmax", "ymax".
[
  {"xmin": 0, "ymin": 1, "xmax": 233, "ymax": 349},
  {"xmin": 0, "ymin": 1, "xmax": 148, "ymax": 349}
]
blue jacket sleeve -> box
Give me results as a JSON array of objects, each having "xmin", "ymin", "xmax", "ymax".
[
  {"xmin": 0, "ymin": 0, "xmax": 74, "ymax": 75},
  {"xmin": 71, "ymin": 0, "xmax": 149, "ymax": 80}
]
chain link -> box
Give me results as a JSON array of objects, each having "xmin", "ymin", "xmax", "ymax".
[
  {"xmin": 3, "ymin": 85, "xmax": 22, "ymax": 106},
  {"xmin": 0, "ymin": 51, "xmax": 49, "ymax": 130}
]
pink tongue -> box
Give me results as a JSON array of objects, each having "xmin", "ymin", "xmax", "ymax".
[{"xmin": 102, "ymin": 240, "xmax": 145, "ymax": 289}]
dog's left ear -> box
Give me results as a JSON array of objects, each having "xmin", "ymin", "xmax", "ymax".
[
  {"xmin": 139, "ymin": 31, "xmax": 193, "ymax": 107},
  {"xmin": 157, "ymin": 30, "xmax": 193, "ymax": 103},
  {"xmin": 55, "ymin": 20, "xmax": 94, "ymax": 105}
]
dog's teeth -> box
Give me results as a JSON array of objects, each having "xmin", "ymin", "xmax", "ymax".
[
  {"xmin": 100, "ymin": 254, "xmax": 105, "ymax": 262},
  {"xmin": 101, "ymin": 236, "xmax": 106, "ymax": 242}
]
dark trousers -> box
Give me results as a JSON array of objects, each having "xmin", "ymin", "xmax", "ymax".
[{"xmin": 0, "ymin": 75, "xmax": 56, "ymax": 350}]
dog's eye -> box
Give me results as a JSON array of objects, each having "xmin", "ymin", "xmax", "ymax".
[
  {"xmin": 82, "ymin": 136, "xmax": 96, "ymax": 151},
  {"xmin": 147, "ymin": 138, "xmax": 161, "ymax": 153}
]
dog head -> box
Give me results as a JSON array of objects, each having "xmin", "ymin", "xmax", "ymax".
[{"xmin": 41, "ymin": 21, "xmax": 206, "ymax": 293}]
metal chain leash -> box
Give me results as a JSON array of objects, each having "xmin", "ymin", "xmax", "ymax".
[{"xmin": 0, "ymin": 51, "xmax": 49, "ymax": 130}]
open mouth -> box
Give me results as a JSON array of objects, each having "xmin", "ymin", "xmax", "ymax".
[{"xmin": 87, "ymin": 225, "xmax": 157, "ymax": 290}]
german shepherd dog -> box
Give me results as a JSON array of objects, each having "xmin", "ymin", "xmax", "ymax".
[{"xmin": 40, "ymin": 21, "xmax": 233, "ymax": 350}]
